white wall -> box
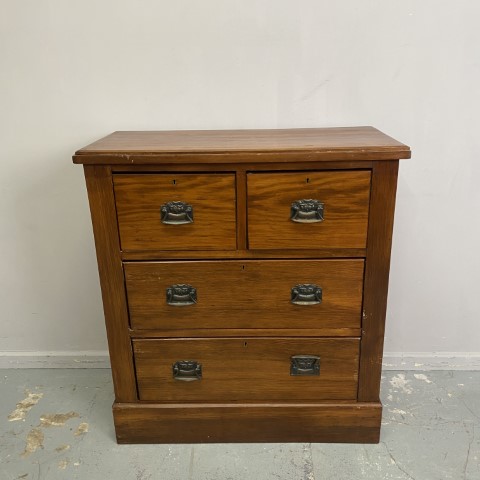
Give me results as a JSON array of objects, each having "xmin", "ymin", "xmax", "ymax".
[{"xmin": 1, "ymin": 1, "xmax": 479, "ymax": 364}]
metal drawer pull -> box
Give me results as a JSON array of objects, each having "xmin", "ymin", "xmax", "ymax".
[
  {"xmin": 173, "ymin": 361, "xmax": 202, "ymax": 381},
  {"xmin": 290, "ymin": 199, "xmax": 324, "ymax": 223},
  {"xmin": 291, "ymin": 284, "xmax": 322, "ymax": 305},
  {"xmin": 160, "ymin": 201, "xmax": 194, "ymax": 224},
  {"xmin": 166, "ymin": 284, "xmax": 197, "ymax": 306},
  {"xmin": 290, "ymin": 355, "xmax": 320, "ymax": 376}
]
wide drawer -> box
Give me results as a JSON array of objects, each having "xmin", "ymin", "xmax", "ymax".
[
  {"xmin": 133, "ymin": 337, "xmax": 360, "ymax": 402},
  {"xmin": 125, "ymin": 259, "xmax": 364, "ymax": 331},
  {"xmin": 247, "ymin": 171, "xmax": 371, "ymax": 249},
  {"xmin": 113, "ymin": 174, "xmax": 236, "ymax": 251}
]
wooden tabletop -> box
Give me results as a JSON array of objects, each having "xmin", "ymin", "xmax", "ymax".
[{"xmin": 73, "ymin": 127, "xmax": 410, "ymax": 164}]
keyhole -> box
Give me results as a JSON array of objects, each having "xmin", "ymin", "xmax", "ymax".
[
  {"xmin": 172, "ymin": 179, "xmax": 176, "ymax": 185},
  {"xmin": 244, "ymin": 342, "xmax": 248, "ymax": 347},
  {"xmin": 306, "ymin": 177, "xmax": 310, "ymax": 184},
  {"xmin": 242, "ymin": 265, "xmax": 245, "ymax": 270}
]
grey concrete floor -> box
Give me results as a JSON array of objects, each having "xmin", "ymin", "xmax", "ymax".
[{"xmin": 0, "ymin": 369, "xmax": 479, "ymax": 479}]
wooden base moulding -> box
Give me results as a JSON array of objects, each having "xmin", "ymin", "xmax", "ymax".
[{"xmin": 113, "ymin": 402, "xmax": 383, "ymax": 444}]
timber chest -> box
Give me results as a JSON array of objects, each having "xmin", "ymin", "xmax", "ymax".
[{"xmin": 73, "ymin": 127, "xmax": 410, "ymax": 443}]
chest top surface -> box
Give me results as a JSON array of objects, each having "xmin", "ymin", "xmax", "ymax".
[{"xmin": 73, "ymin": 127, "xmax": 410, "ymax": 164}]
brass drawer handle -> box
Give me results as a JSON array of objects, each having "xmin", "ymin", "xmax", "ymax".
[
  {"xmin": 161, "ymin": 201, "xmax": 194, "ymax": 224},
  {"xmin": 291, "ymin": 284, "xmax": 322, "ymax": 305},
  {"xmin": 290, "ymin": 355, "xmax": 320, "ymax": 376},
  {"xmin": 290, "ymin": 199, "xmax": 324, "ymax": 223},
  {"xmin": 172, "ymin": 361, "xmax": 202, "ymax": 381},
  {"xmin": 166, "ymin": 284, "xmax": 197, "ymax": 306}
]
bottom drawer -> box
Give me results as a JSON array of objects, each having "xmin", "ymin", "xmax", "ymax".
[{"xmin": 133, "ymin": 338, "xmax": 360, "ymax": 402}]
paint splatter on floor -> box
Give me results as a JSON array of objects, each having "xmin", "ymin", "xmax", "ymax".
[
  {"xmin": 389, "ymin": 408, "xmax": 408, "ymax": 415},
  {"xmin": 74, "ymin": 422, "xmax": 89, "ymax": 436},
  {"xmin": 55, "ymin": 444, "xmax": 71, "ymax": 453},
  {"xmin": 21, "ymin": 428, "xmax": 44, "ymax": 457},
  {"xmin": 8, "ymin": 390, "xmax": 43, "ymax": 422},
  {"xmin": 414, "ymin": 373, "xmax": 432, "ymax": 383},
  {"xmin": 39, "ymin": 412, "xmax": 79, "ymax": 427},
  {"xmin": 57, "ymin": 459, "xmax": 69, "ymax": 470},
  {"xmin": 389, "ymin": 373, "xmax": 413, "ymax": 394}
]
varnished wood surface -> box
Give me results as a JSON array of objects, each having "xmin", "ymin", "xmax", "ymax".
[
  {"xmin": 73, "ymin": 127, "xmax": 410, "ymax": 164},
  {"xmin": 358, "ymin": 161, "xmax": 399, "ymax": 401},
  {"xmin": 124, "ymin": 260, "xmax": 364, "ymax": 330},
  {"xmin": 75, "ymin": 127, "xmax": 408, "ymax": 444},
  {"xmin": 121, "ymin": 248, "xmax": 367, "ymax": 260},
  {"xmin": 76, "ymin": 127, "xmax": 409, "ymax": 154},
  {"xmin": 133, "ymin": 337, "xmax": 360, "ymax": 402},
  {"xmin": 114, "ymin": 174, "xmax": 236, "ymax": 251},
  {"xmin": 248, "ymin": 171, "xmax": 371, "ymax": 249},
  {"xmin": 111, "ymin": 161, "xmax": 374, "ymax": 172},
  {"xmin": 83, "ymin": 166, "xmax": 137, "ymax": 402},
  {"xmin": 235, "ymin": 169, "xmax": 248, "ymax": 250},
  {"xmin": 130, "ymin": 328, "xmax": 361, "ymax": 338},
  {"xmin": 113, "ymin": 402, "xmax": 382, "ymax": 443}
]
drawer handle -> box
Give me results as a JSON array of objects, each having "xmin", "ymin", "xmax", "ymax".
[
  {"xmin": 166, "ymin": 284, "xmax": 197, "ymax": 306},
  {"xmin": 291, "ymin": 284, "xmax": 322, "ymax": 305},
  {"xmin": 172, "ymin": 361, "xmax": 202, "ymax": 381},
  {"xmin": 290, "ymin": 355, "xmax": 320, "ymax": 376},
  {"xmin": 160, "ymin": 201, "xmax": 194, "ymax": 224},
  {"xmin": 290, "ymin": 199, "xmax": 324, "ymax": 223}
]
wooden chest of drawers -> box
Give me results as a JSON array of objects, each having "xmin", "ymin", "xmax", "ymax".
[{"xmin": 73, "ymin": 127, "xmax": 410, "ymax": 443}]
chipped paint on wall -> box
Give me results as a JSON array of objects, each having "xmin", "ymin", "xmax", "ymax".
[{"xmin": 8, "ymin": 390, "xmax": 43, "ymax": 421}]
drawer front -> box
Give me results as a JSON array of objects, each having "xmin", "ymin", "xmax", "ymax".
[
  {"xmin": 247, "ymin": 171, "xmax": 371, "ymax": 249},
  {"xmin": 133, "ymin": 338, "xmax": 360, "ymax": 401},
  {"xmin": 125, "ymin": 259, "xmax": 364, "ymax": 331},
  {"xmin": 113, "ymin": 174, "xmax": 236, "ymax": 251}
]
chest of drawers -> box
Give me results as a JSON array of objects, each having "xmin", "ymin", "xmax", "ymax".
[{"xmin": 73, "ymin": 127, "xmax": 410, "ymax": 443}]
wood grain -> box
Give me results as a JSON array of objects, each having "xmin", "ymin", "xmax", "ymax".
[
  {"xmin": 111, "ymin": 160, "xmax": 375, "ymax": 173},
  {"xmin": 235, "ymin": 169, "xmax": 248, "ymax": 250},
  {"xmin": 83, "ymin": 166, "xmax": 137, "ymax": 402},
  {"xmin": 113, "ymin": 174, "xmax": 236, "ymax": 251},
  {"xmin": 75, "ymin": 128, "xmax": 409, "ymax": 444},
  {"xmin": 124, "ymin": 259, "xmax": 364, "ymax": 330},
  {"xmin": 358, "ymin": 161, "xmax": 399, "ymax": 401},
  {"xmin": 73, "ymin": 127, "xmax": 410, "ymax": 165},
  {"xmin": 129, "ymin": 328, "xmax": 361, "ymax": 338},
  {"xmin": 248, "ymin": 171, "xmax": 371, "ymax": 249},
  {"xmin": 113, "ymin": 402, "xmax": 382, "ymax": 443},
  {"xmin": 120, "ymin": 248, "xmax": 367, "ymax": 261},
  {"xmin": 133, "ymin": 337, "xmax": 360, "ymax": 402}
]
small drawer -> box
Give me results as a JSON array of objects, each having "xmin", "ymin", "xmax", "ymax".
[
  {"xmin": 113, "ymin": 174, "xmax": 236, "ymax": 251},
  {"xmin": 247, "ymin": 171, "xmax": 371, "ymax": 249},
  {"xmin": 133, "ymin": 337, "xmax": 360, "ymax": 402},
  {"xmin": 125, "ymin": 259, "xmax": 364, "ymax": 331}
]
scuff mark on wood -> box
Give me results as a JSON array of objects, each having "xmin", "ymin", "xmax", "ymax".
[
  {"xmin": 8, "ymin": 390, "xmax": 43, "ymax": 422},
  {"xmin": 40, "ymin": 412, "xmax": 79, "ymax": 427},
  {"xmin": 21, "ymin": 428, "xmax": 44, "ymax": 457}
]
